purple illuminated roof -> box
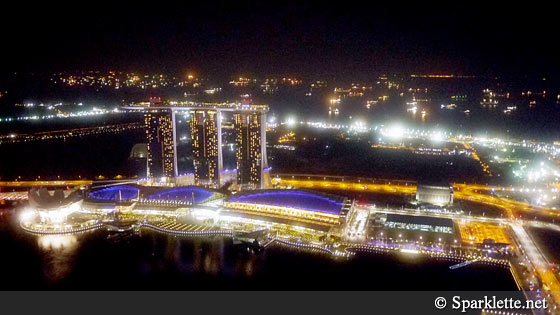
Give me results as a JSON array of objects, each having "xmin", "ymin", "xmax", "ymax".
[
  {"xmin": 145, "ymin": 186, "xmax": 214, "ymax": 203},
  {"xmin": 227, "ymin": 190, "xmax": 345, "ymax": 215},
  {"xmin": 89, "ymin": 185, "xmax": 139, "ymax": 201}
]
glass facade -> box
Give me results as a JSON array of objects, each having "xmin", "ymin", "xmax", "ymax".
[
  {"xmin": 144, "ymin": 109, "xmax": 175, "ymax": 178},
  {"xmin": 190, "ymin": 110, "xmax": 220, "ymax": 187},
  {"xmin": 234, "ymin": 113, "xmax": 263, "ymax": 189}
]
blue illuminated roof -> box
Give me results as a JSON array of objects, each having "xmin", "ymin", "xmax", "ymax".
[
  {"xmin": 89, "ymin": 185, "xmax": 139, "ymax": 201},
  {"xmin": 227, "ymin": 190, "xmax": 345, "ymax": 215},
  {"xmin": 144, "ymin": 186, "xmax": 214, "ymax": 204}
]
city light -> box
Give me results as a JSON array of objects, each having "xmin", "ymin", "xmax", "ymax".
[
  {"xmin": 400, "ymin": 248, "xmax": 420, "ymax": 254},
  {"xmin": 37, "ymin": 234, "xmax": 77, "ymax": 250},
  {"xmin": 286, "ymin": 116, "xmax": 296, "ymax": 127},
  {"xmin": 430, "ymin": 131, "xmax": 444, "ymax": 142},
  {"xmin": 4, "ymin": 4, "xmax": 560, "ymax": 310},
  {"xmin": 20, "ymin": 208, "xmax": 37, "ymax": 223},
  {"xmin": 385, "ymin": 124, "xmax": 405, "ymax": 139}
]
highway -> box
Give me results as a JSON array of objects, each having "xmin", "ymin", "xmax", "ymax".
[
  {"xmin": 510, "ymin": 223, "xmax": 560, "ymax": 313},
  {"xmin": 272, "ymin": 174, "xmax": 560, "ymax": 220},
  {"xmin": 0, "ymin": 180, "xmax": 92, "ymax": 187}
]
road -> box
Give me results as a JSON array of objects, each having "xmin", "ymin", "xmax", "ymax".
[
  {"xmin": 272, "ymin": 174, "xmax": 560, "ymax": 221},
  {"xmin": 510, "ymin": 223, "xmax": 560, "ymax": 312}
]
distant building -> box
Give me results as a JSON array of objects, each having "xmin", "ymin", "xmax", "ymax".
[
  {"xmin": 144, "ymin": 109, "xmax": 176, "ymax": 179},
  {"xmin": 415, "ymin": 184, "xmax": 454, "ymax": 206},
  {"xmin": 129, "ymin": 143, "xmax": 148, "ymax": 159}
]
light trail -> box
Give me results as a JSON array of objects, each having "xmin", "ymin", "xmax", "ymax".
[{"xmin": 0, "ymin": 180, "xmax": 92, "ymax": 187}]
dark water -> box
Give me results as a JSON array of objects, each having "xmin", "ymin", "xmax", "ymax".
[
  {"xmin": 527, "ymin": 227, "xmax": 560, "ymax": 264},
  {"xmin": 0, "ymin": 130, "xmax": 146, "ymax": 180},
  {"xmin": 0, "ymin": 127, "xmax": 484, "ymax": 183},
  {"xmin": 269, "ymin": 135, "xmax": 486, "ymax": 183},
  {"xmin": 234, "ymin": 77, "xmax": 560, "ymax": 141},
  {"xmin": 0, "ymin": 209, "xmax": 516, "ymax": 290}
]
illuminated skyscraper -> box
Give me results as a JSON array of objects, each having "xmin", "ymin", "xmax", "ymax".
[
  {"xmin": 190, "ymin": 110, "xmax": 221, "ymax": 187},
  {"xmin": 133, "ymin": 101, "xmax": 268, "ymax": 188},
  {"xmin": 144, "ymin": 109, "xmax": 176, "ymax": 179},
  {"xmin": 234, "ymin": 113, "xmax": 267, "ymax": 189}
]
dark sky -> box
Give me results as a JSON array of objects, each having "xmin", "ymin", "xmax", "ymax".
[{"xmin": 3, "ymin": 1, "xmax": 559, "ymax": 78}]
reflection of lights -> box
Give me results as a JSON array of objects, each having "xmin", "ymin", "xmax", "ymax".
[
  {"xmin": 38, "ymin": 235, "xmax": 77, "ymax": 250},
  {"xmin": 400, "ymin": 248, "xmax": 419, "ymax": 254}
]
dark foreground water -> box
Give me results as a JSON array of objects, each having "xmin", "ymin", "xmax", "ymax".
[
  {"xmin": 0, "ymin": 209, "xmax": 516, "ymax": 290},
  {"xmin": 527, "ymin": 227, "xmax": 560, "ymax": 264}
]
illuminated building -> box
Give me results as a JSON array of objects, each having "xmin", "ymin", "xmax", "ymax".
[
  {"xmin": 415, "ymin": 184, "xmax": 454, "ymax": 206},
  {"xmin": 223, "ymin": 189, "xmax": 351, "ymax": 227},
  {"xmin": 144, "ymin": 109, "xmax": 176, "ymax": 179},
  {"xmin": 127, "ymin": 102, "xmax": 269, "ymax": 187},
  {"xmin": 190, "ymin": 110, "xmax": 221, "ymax": 187},
  {"xmin": 88, "ymin": 185, "xmax": 140, "ymax": 201},
  {"xmin": 383, "ymin": 213, "xmax": 454, "ymax": 234},
  {"xmin": 457, "ymin": 221, "xmax": 510, "ymax": 245},
  {"xmin": 481, "ymin": 89, "xmax": 497, "ymax": 106},
  {"xmin": 87, "ymin": 184, "xmax": 220, "ymax": 204},
  {"xmin": 481, "ymin": 89, "xmax": 509, "ymax": 107},
  {"xmin": 234, "ymin": 113, "xmax": 267, "ymax": 189}
]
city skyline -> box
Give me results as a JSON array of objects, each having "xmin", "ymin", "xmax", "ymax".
[{"xmin": 2, "ymin": 2, "xmax": 560, "ymax": 314}]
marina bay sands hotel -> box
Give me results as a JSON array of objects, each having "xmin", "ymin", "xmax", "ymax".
[{"xmin": 122, "ymin": 99, "xmax": 269, "ymax": 190}]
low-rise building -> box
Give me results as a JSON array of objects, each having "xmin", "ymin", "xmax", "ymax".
[{"xmin": 416, "ymin": 184, "xmax": 454, "ymax": 206}]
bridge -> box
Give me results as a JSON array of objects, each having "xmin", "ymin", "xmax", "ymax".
[
  {"xmin": 0, "ymin": 191, "xmax": 28, "ymax": 201},
  {"xmin": 449, "ymin": 259, "xmax": 478, "ymax": 270},
  {"xmin": 0, "ymin": 180, "xmax": 92, "ymax": 187}
]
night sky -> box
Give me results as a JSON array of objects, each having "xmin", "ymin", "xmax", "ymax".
[{"xmin": 4, "ymin": 1, "xmax": 559, "ymax": 78}]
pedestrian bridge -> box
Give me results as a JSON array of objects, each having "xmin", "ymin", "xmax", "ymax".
[{"xmin": 449, "ymin": 259, "xmax": 478, "ymax": 270}]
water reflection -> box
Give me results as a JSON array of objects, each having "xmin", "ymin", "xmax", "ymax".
[
  {"xmin": 190, "ymin": 239, "xmax": 222, "ymax": 275},
  {"xmin": 38, "ymin": 234, "xmax": 78, "ymax": 250},
  {"xmin": 0, "ymin": 222, "xmax": 516, "ymax": 290},
  {"xmin": 162, "ymin": 234, "xmax": 257, "ymax": 278},
  {"xmin": 37, "ymin": 234, "xmax": 79, "ymax": 282},
  {"xmin": 238, "ymin": 253, "xmax": 256, "ymax": 277}
]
